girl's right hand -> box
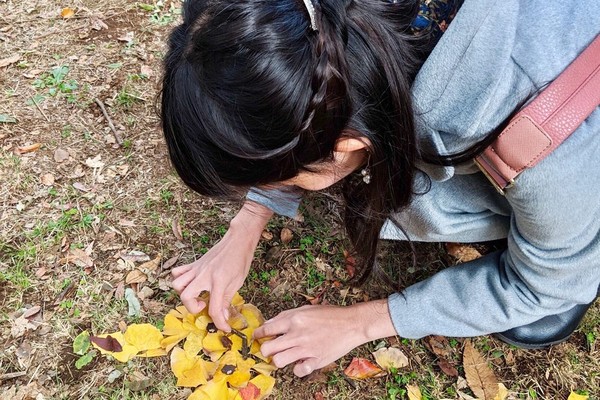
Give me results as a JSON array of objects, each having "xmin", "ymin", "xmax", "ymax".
[{"xmin": 170, "ymin": 201, "xmax": 273, "ymax": 331}]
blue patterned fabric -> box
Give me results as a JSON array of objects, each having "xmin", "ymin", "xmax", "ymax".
[{"xmin": 411, "ymin": 0, "xmax": 464, "ymax": 42}]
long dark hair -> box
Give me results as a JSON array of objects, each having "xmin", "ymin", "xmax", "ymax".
[{"xmin": 161, "ymin": 0, "xmax": 424, "ymax": 285}]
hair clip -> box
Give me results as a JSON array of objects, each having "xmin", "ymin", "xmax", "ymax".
[{"xmin": 302, "ymin": 0, "xmax": 318, "ymax": 31}]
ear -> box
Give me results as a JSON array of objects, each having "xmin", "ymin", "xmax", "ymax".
[{"xmin": 334, "ymin": 137, "xmax": 371, "ymax": 153}]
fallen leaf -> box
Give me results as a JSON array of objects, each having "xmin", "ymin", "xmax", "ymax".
[
  {"xmin": 463, "ymin": 340, "xmax": 499, "ymax": 400},
  {"xmin": 372, "ymin": 347, "xmax": 409, "ymax": 371},
  {"xmin": 140, "ymin": 65, "xmax": 153, "ymax": 77},
  {"xmin": 138, "ymin": 255, "xmax": 161, "ymax": 273},
  {"xmin": 280, "ymin": 228, "xmax": 293, "ymax": 244},
  {"xmin": 172, "ymin": 219, "xmax": 183, "ymax": 241},
  {"xmin": 437, "ymin": 358, "xmax": 459, "ymax": 377},
  {"xmin": 0, "ymin": 114, "xmax": 17, "ymax": 123},
  {"xmin": 238, "ymin": 382, "xmax": 261, "ymax": 400},
  {"xmin": 40, "ymin": 173, "xmax": 55, "ymax": 186},
  {"xmin": 0, "ymin": 55, "xmax": 20, "ymax": 68},
  {"xmin": 73, "ymin": 331, "xmax": 91, "ymax": 355},
  {"xmin": 54, "ymin": 148, "xmax": 69, "ymax": 162},
  {"xmin": 426, "ymin": 335, "xmax": 452, "ymax": 358},
  {"xmin": 343, "ymin": 250, "xmax": 356, "ymax": 278},
  {"xmin": 128, "ymin": 371, "xmax": 153, "ymax": 392},
  {"xmin": 90, "ymin": 335, "xmax": 123, "ymax": 352},
  {"xmin": 446, "ymin": 243, "xmax": 482, "ymax": 263},
  {"xmin": 407, "ymin": 384, "xmax": 422, "ymax": 400},
  {"xmin": 125, "ymin": 288, "xmax": 141, "ymax": 317},
  {"xmin": 90, "ymin": 17, "xmax": 108, "ymax": 31},
  {"xmin": 125, "ymin": 269, "xmax": 147, "ymax": 284},
  {"xmin": 61, "ymin": 7, "xmax": 75, "ymax": 18},
  {"xmin": 261, "ymin": 231, "xmax": 274, "ymax": 241},
  {"xmin": 16, "ymin": 143, "xmax": 42, "ymax": 154},
  {"xmin": 118, "ymin": 31, "xmax": 134, "ymax": 43},
  {"xmin": 343, "ymin": 357, "xmax": 385, "ymax": 380},
  {"xmin": 123, "ymin": 324, "xmax": 163, "ymax": 351},
  {"xmin": 161, "ymin": 255, "xmax": 179, "ymax": 270},
  {"xmin": 85, "ymin": 155, "xmax": 104, "ymax": 169},
  {"xmin": 75, "ymin": 351, "xmax": 95, "ymax": 369},
  {"xmin": 494, "ymin": 383, "xmax": 509, "ymax": 400},
  {"xmin": 567, "ymin": 393, "xmax": 589, "ymax": 400}
]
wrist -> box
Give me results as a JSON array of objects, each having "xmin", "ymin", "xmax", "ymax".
[
  {"xmin": 351, "ymin": 299, "xmax": 398, "ymax": 344},
  {"xmin": 229, "ymin": 201, "xmax": 273, "ymax": 240}
]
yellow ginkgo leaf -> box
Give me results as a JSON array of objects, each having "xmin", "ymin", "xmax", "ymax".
[
  {"xmin": 124, "ymin": 323, "xmax": 164, "ymax": 351},
  {"xmin": 195, "ymin": 315, "xmax": 212, "ymax": 331},
  {"xmin": 138, "ymin": 348, "xmax": 168, "ymax": 358},
  {"xmin": 188, "ymin": 377, "xmax": 229, "ymax": 400},
  {"xmin": 240, "ymin": 304, "xmax": 264, "ymax": 329},
  {"xmin": 232, "ymin": 292, "xmax": 245, "ymax": 307},
  {"xmin": 249, "ymin": 373, "xmax": 276, "ymax": 398},
  {"xmin": 169, "ymin": 305, "xmax": 194, "ymax": 320},
  {"xmin": 163, "ymin": 313, "xmax": 186, "ymax": 336},
  {"xmin": 203, "ymin": 332, "xmax": 230, "ymax": 361},
  {"xmin": 568, "ymin": 392, "xmax": 589, "ymax": 400},
  {"xmin": 61, "ymin": 7, "xmax": 75, "ymax": 18},
  {"xmin": 184, "ymin": 330, "xmax": 207, "ymax": 357},
  {"xmin": 171, "ymin": 347, "xmax": 212, "ymax": 387},
  {"xmin": 252, "ymin": 362, "xmax": 277, "ymax": 377},
  {"xmin": 92, "ymin": 332, "xmax": 139, "ymax": 362},
  {"xmin": 161, "ymin": 334, "xmax": 187, "ymax": 352},
  {"xmin": 213, "ymin": 351, "xmax": 256, "ymax": 388},
  {"xmin": 228, "ymin": 388, "xmax": 243, "ymax": 400}
]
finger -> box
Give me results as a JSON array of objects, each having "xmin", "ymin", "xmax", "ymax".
[
  {"xmin": 171, "ymin": 263, "xmax": 193, "ymax": 278},
  {"xmin": 180, "ymin": 286, "xmax": 207, "ymax": 314},
  {"xmin": 259, "ymin": 334, "xmax": 299, "ymax": 358},
  {"xmin": 254, "ymin": 318, "xmax": 288, "ymax": 340},
  {"xmin": 171, "ymin": 270, "xmax": 197, "ymax": 293},
  {"xmin": 208, "ymin": 287, "xmax": 231, "ymax": 332},
  {"xmin": 271, "ymin": 347, "xmax": 308, "ymax": 369},
  {"xmin": 293, "ymin": 358, "xmax": 319, "ymax": 378}
]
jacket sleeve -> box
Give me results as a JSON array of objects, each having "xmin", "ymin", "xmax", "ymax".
[
  {"xmin": 246, "ymin": 186, "xmax": 304, "ymax": 219},
  {"xmin": 387, "ymin": 111, "xmax": 600, "ymax": 338}
]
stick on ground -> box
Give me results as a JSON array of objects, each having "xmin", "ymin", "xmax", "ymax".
[{"xmin": 94, "ymin": 98, "xmax": 123, "ymax": 145}]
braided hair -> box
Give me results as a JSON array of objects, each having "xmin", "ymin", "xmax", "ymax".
[{"xmin": 161, "ymin": 0, "xmax": 423, "ymax": 285}]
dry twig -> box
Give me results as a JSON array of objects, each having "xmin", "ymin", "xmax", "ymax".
[{"xmin": 94, "ymin": 98, "xmax": 123, "ymax": 145}]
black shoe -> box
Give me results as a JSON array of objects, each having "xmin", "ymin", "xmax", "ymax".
[{"xmin": 494, "ymin": 288, "xmax": 599, "ymax": 349}]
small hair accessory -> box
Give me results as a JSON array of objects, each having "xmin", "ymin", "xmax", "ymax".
[{"xmin": 302, "ymin": 0, "xmax": 318, "ymax": 31}]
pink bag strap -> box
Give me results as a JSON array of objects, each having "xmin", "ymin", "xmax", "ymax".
[{"xmin": 475, "ymin": 34, "xmax": 600, "ymax": 194}]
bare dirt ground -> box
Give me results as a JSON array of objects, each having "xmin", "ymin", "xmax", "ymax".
[{"xmin": 0, "ymin": 1, "xmax": 598, "ymax": 399}]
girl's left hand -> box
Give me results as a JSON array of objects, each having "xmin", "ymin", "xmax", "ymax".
[{"xmin": 253, "ymin": 300, "xmax": 397, "ymax": 377}]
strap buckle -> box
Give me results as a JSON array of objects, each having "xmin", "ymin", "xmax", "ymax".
[{"xmin": 474, "ymin": 157, "xmax": 515, "ymax": 196}]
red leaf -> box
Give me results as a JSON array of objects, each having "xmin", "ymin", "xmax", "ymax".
[
  {"xmin": 343, "ymin": 357, "xmax": 385, "ymax": 380},
  {"xmin": 343, "ymin": 250, "xmax": 356, "ymax": 278},
  {"xmin": 239, "ymin": 382, "xmax": 261, "ymax": 400},
  {"xmin": 90, "ymin": 335, "xmax": 123, "ymax": 352}
]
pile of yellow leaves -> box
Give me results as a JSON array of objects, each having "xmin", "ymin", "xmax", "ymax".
[{"xmin": 88, "ymin": 293, "xmax": 277, "ymax": 400}]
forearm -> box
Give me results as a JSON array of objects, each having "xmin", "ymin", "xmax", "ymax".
[{"xmin": 229, "ymin": 200, "xmax": 273, "ymax": 242}]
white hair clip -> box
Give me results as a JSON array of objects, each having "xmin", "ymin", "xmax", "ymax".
[{"xmin": 302, "ymin": 0, "xmax": 318, "ymax": 31}]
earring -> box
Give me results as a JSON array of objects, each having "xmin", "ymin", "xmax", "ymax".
[
  {"xmin": 360, "ymin": 151, "xmax": 371, "ymax": 184},
  {"xmin": 360, "ymin": 167, "xmax": 371, "ymax": 184}
]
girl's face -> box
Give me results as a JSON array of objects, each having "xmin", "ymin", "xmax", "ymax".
[{"xmin": 279, "ymin": 137, "xmax": 370, "ymax": 191}]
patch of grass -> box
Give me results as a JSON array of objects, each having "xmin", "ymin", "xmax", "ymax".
[
  {"xmin": 33, "ymin": 65, "xmax": 78, "ymax": 102},
  {"xmin": 139, "ymin": 1, "xmax": 181, "ymax": 25}
]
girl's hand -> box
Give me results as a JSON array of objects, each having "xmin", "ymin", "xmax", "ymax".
[
  {"xmin": 171, "ymin": 201, "xmax": 273, "ymax": 331},
  {"xmin": 254, "ymin": 299, "xmax": 397, "ymax": 377}
]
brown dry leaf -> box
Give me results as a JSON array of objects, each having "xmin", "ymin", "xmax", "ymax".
[
  {"xmin": 140, "ymin": 65, "xmax": 153, "ymax": 77},
  {"xmin": 118, "ymin": 31, "xmax": 134, "ymax": 42},
  {"xmin": 343, "ymin": 357, "xmax": 385, "ymax": 380},
  {"xmin": 61, "ymin": 7, "xmax": 75, "ymax": 18},
  {"xmin": 0, "ymin": 54, "xmax": 20, "ymax": 68},
  {"xmin": 463, "ymin": 340, "xmax": 499, "ymax": 400},
  {"xmin": 343, "ymin": 249, "xmax": 356, "ymax": 278},
  {"xmin": 66, "ymin": 248, "xmax": 94, "ymax": 268},
  {"xmin": 437, "ymin": 358, "xmax": 458, "ymax": 377},
  {"xmin": 16, "ymin": 143, "xmax": 42, "ymax": 154},
  {"xmin": 162, "ymin": 255, "xmax": 180, "ymax": 271},
  {"xmin": 280, "ymin": 228, "xmax": 293, "ymax": 244},
  {"xmin": 54, "ymin": 148, "xmax": 69, "ymax": 163},
  {"xmin": 139, "ymin": 255, "xmax": 161, "ymax": 274},
  {"xmin": 261, "ymin": 230, "xmax": 273, "ymax": 241},
  {"xmin": 40, "ymin": 173, "xmax": 55, "ymax": 186},
  {"xmin": 426, "ymin": 335, "xmax": 452, "ymax": 358},
  {"xmin": 172, "ymin": 219, "xmax": 183, "ymax": 241},
  {"xmin": 446, "ymin": 243, "xmax": 482, "ymax": 263},
  {"xmin": 126, "ymin": 269, "xmax": 147, "ymax": 284},
  {"xmin": 406, "ymin": 384, "xmax": 422, "ymax": 400}
]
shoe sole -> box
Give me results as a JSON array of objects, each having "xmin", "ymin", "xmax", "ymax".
[{"xmin": 493, "ymin": 332, "xmax": 572, "ymax": 349}]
